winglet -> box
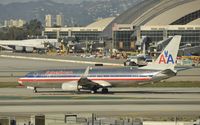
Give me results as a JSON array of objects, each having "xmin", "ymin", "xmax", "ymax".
[{"xmin": 81, "ymin": 66, "xmax": 90, "ymax": 78}]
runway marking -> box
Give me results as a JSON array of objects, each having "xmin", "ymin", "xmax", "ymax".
[{"xmin": 0, "ymin": 55, "xmax": 123, "ymax": 66}]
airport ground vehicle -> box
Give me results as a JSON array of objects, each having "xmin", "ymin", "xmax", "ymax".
[
  {"xmin": 124, "ymin": 55, "xmax": 153, "ymax": 67},
  {"xmin": 18, "ymin": 36, "xmax": 181, "ymax": 94}
]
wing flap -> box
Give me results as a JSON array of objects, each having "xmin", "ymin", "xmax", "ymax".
[{"xmin": 92, "ymin": 80, "xmax": 112, "ymax": 87}]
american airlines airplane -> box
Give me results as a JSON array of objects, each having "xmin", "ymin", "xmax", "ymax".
[{"xmin": 18, "ymin": 36, "xmax": 181, "ymax": 93}]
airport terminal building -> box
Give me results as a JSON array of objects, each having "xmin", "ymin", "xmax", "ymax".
[
  {"xmin": 44, "ymin": 0, "xmax": 200, "ymax": 54},
  {"xmin": 44, "ymin": 17, "xmax": 115, "ymax": 43}
]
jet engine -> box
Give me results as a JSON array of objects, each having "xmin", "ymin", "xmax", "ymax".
[
  {"xmin": 25, "ymin": 47, "xmax": 34, "ymax": 52},
  {"xmin": 61, "ymin": 81, "xmax": 79, "ymax": 91},
  {"xmin": 15, "ymin": 46, "xmax": 23, "ymax": 51}
]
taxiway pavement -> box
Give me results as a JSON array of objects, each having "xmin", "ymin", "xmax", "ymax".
[{"xmin": 0, "ymin": 88, "xmax": 200, "ymax": 115}]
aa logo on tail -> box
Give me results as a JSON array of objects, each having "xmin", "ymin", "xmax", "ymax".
[{"xmin": 159, "ymin": 51, "xmax": 174, "ymax": 64}]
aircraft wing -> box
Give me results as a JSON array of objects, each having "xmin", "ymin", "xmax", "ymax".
[
  {"xmin": 0, "ymin": 45, "xmax": 13, "ymax": 50},
  {"xmin": 78, "ymin": 67, "xmax": 111, "ymax": 91}
]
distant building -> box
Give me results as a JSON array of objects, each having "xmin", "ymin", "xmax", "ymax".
[
  {"xmin": 18, "ymin": 19, "xmax": 25, "ymax": 27},
  {"xmin": 4, "ymin": 19, "xmax": 26, "ymax": 28},
  {"xmin": 45, "ymin": 14, "xmax": 52, "ymax": 27},
  {"xmin": 105, "ymin": 0, "xmax": 200, "ymax": 51},
  {"xmin": 4, "ymin": 20, "xmax": 8, "ymax": 27},
  {"xmin": 56, "ymin": 14, "xmax": 63, "ymax": 27},
  {"xmin": 45, "ymin": 27, "xmax": 102, "ymax": 43},
  {"xmin": 140, "ymin": 25, "xmax": 200, "ymax": 47},
  {"xmin": 44, "ymin": 17, "xmax": 115, "ymax": 43},
  {"xmin": 44, "ymin": 0, "xmax": 200, "ymax": 55}
]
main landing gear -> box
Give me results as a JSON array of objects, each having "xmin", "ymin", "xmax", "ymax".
[
  {"xmin": 33, "ymin": 87, "xmax": 38, "ymax": 93},
  {"xmin": 90, "ymin": 89, "xmax": 97, "ymax": 94},
  {"xmin": 90, "ymin": 88, "xmax": 109, "ymax": 94},
  {"xmin": 102, "ymin": 88, "xmax": 109, "ymax": 94}
]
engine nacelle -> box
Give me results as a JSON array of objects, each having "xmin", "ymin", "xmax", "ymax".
[
  {"xmin": 93, "ymin": 80, "xmax": 111, "ymax": 87},
  {"xmin": 61, "ymin": 81, "xmax": 78, "ymax": 91},
  {"xmin": 15, "ymin": 46, "xmax": 23, "ymax": 51},
  {"xmin": 25, "ymin": 47, "xmax": 34, "ymax": 52}
]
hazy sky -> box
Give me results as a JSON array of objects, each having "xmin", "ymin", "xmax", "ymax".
[{"xmin": 0, "ymin": 0, "xmax": 99, "ymax": 4}]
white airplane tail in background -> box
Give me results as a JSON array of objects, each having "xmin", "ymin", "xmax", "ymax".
[{"xmin": 141, "ymin": 35, "xmax": 181, "ymax": 71}]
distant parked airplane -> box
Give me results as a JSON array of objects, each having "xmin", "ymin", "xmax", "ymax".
[
  {"xmin": 18, "ymin": 36, "xmax": 181, "ymax": 93},
  {"xmin": 0, "ymin": 39, "xmax": 57, "ymax": 52}
]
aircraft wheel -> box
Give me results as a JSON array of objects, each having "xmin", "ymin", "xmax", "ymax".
[
  {"xmin": 90, "ymin": 89, "xmax": 97, "ymax": 94},
  {"xmin": 76, "ymin": 89, "xmax": 81, "ymax": 94},
  {"xmin": 90, "ymin": 90, "xmax": 95, "ymax": 94},
  {"xmin": 102, "ymin": 88, "xmax": 108, "ymax": 94},
  {"xmin": 33, "ymin": 87, "xmax": 37, "ymax": 93}
]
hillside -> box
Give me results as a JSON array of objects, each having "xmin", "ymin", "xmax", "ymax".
[{"xmin": 0, "ymin": 0, "xmax": 140, "ymax": 26}]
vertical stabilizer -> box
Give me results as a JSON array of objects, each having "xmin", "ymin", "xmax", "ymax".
[{"xmin": 140, "ymin": 35, "xmax": 181, "ymax": 70}]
